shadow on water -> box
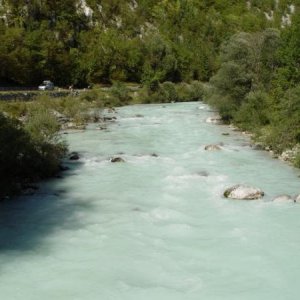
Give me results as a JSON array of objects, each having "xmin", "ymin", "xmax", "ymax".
[{"xmin": 0, "ymin": 159, "xmax": 95, "ymax": 254}]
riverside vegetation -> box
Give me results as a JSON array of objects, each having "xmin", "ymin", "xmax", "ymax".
[
  {"xmin": 1, "ymin": 1, "xmax": 300, "ymax": 197},
  {"xmin": 0, "ymin": 82, "xmax": 204, "ymax": 199}
]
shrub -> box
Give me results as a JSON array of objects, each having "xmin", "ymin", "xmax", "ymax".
[
  {"xmin": 0, "ymin": 112, "xmax": 67, "ymax": 199},
  {"xmin": 79, "ymin": 88, "xmax": 102, "ymax": 103},
  {"xmin": 109, "ymin": 81, "xmax": 132, "ymax": 105},
  {"xmin": 188, "ymin": 81, "xmax": 205, "ymax": 101},
  {"xmin": 233, "ymin": 91, "xmax": 270, "ymax": 131},
  {"xmin": 293, "ymin": 151, "xmax": 300, "ymax": 168}
]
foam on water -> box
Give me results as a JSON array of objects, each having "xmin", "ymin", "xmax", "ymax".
[{"xmin": 1, "ymin": 102, "xmax": 300, "ymax": 299}]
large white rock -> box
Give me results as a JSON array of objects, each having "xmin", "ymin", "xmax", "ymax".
[{"xmin": 224, "ymin": 185, "xmax": 264, "ymax": 200}]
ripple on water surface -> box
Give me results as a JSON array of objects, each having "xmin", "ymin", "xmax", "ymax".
[{"xmin": 1, "ymin": 102, "xmax": 300, "ymax": 300}]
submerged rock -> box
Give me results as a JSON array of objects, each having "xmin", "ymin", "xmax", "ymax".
[
  {"xmin": 151, "ymin": 153, "xmax": 159, "ymax": 157},
  {"xmin": 197, "ymin": 171, "xmax": 209, "ymax": 177},
  {"xmin": 22, "ymin": 185, "xmax": 39, "ymax": 196},
  {"xmin": 273, "ymin": 195, "xmax": 293, "ymax": 203},
  {"xmin": 205, "ymin": 144, "xmax": 222, "ymax": 151},
  {"xmin": 224, "ymin": 185, "xmax": 264, "ymax": 200},
  {"xmin": 59, "ymin": 165, "xmax": 70, "ymax": 171},
  {"xmin": 111, "ymin": 157, "xmax": 125, "ymax": 163}
]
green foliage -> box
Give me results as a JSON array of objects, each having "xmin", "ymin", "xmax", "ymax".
[
  {"xmin": 206, "ymin": 20, "xmax": 300, "ymax": 166},
  {"xmin": 25, "ymin": 106, "xmax": 61, "ymax": 144},
  {"xmin": 143, "ymin": 81, "xmax": 178, "ymax": 103},
  {"xmin": 110, "ymin": 81, "xmax": 132, "ymax": 105},
  {"xmin": 174, "ymin": 81, "xmax": 205, "ymax": 102},
  {"xmin": 0, "ymin": 0, "xmax": 288, "ymax": 86},
  {"xmin": 293, "ymin": 151, "xmax": 300, "ymax": 168},
  {"xmin": 0, "ymin": 112, "xmax": 66, "ymax": 198},
  {"xmin": 206, "ymin": 29, "xmax": 281, "ymax": 120},
  {"xmin": 234, "ymin": 91, "xmax": 271, "ymax": 131}
]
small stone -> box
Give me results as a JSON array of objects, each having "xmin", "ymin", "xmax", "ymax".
[
  {"xmin": 69, "ymin": 152, "xmax": 80, "ymax": 160},
  {"xmin": 205, "ymin": 144, "xmax": 222, "ymax": 151},
  {"xmin": 111, "ymin": 157, "xmax": 125, "ymax": 163}
]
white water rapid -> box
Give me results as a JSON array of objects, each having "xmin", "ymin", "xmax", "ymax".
[{"xmin": 1, "ymin": 102, "xmax": 300, "ymax": 300}]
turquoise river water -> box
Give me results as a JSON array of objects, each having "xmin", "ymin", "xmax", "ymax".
[{"xmin": 0, "ymin": 102, "xmax": 300, "ymax": 300}]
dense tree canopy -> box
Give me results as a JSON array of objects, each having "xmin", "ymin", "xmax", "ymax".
[{"xmin": 0, "ymin": 0, "xmax": 297, "ymax": 86}]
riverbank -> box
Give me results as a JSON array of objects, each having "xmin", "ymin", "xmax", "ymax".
[
  {"xmin": 0, "ymin": 81, "xmax": 204, "ymax": 199},
  {"xmin": 205, "ymin": 109, "xmax": 300, "ymax": 168},
  {"xmin": 1, "ymin": 102, "xmax": 300, "ymax": 299}
]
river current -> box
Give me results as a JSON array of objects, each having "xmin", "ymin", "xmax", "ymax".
[{"xmin": 1, "ymin": 102, "xmax": 300, "ymax": 299}]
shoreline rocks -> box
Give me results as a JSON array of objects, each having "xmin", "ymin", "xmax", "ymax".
[{"xmin": 206, "ymin": 115, "xmax": 222, "ymax": 124}]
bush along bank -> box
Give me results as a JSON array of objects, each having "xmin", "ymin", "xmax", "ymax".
[
  {"xmin": 203, "ymin": 25, "xmax": 300, "ymax": 168},
  {"xmin": 0, "ymin": 81, "xmax": 204, "ymax": 199},
  {"xmin": 0, "ymin": 92, "xmax": 103, "ymax": 199}
]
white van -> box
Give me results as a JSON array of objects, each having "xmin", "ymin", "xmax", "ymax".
[{"xmin": 38, "ymin": 80, "xmax": 54, "ymax": 90}]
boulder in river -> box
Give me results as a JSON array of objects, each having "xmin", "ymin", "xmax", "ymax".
[
  {"xmin": 69, "ymin": 152, "xmax": 80, "ymax": 160},
  {"xmin": 205, "ymin": 144, "xmax": 222, "ymax": 151},
  {"xmin": 111, "ymin": 157, "xmax": 125, "ymax": 163},
  {"xmin": 273, "ymin": 195, "xmax": 293, "ymax": 203},
  {"xmin": 224, "ymin": 185, "xmax": 264, "ymax": 200}
]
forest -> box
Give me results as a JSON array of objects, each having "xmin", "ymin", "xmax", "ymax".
[
  {"xmin": 0, "ymin": 0, "xmax": 297, "ymax": 86},
  {"xmin": 1, "ymin": 0, "xmax": 300, "ymax": 197}
]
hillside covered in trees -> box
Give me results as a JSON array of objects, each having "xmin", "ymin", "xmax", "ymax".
[{"xmin": 0, "ymin": 0, "xmax": 298, "ymax": 87}]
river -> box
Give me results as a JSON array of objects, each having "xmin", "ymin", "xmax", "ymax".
[{"xmin": 0, "ymin": 102, "xmax": 300, "ymax": 299}]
